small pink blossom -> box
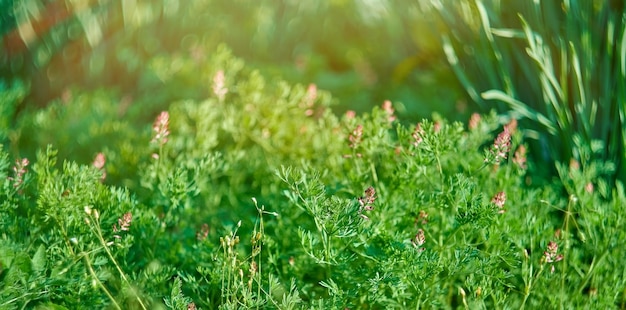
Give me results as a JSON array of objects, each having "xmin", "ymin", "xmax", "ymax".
[
  {"xmin": 585, "ymin": 182, "xmax": 594, "ymax": 194},
  {"xmin": 92, "ymin": 153, "xmax": 106, "ymax": 180},
  {"xmin": 113, "ymin": 212, "xmax": 132, "ymax": 238},
  {"xmin": 363, "ymin": 187, "xmax": 376, "ymax": 206},
  {"xmin": 358, "ymin": 186, "xmax": 377, "ymax": 219},
  {"xmin": 505, "ymin": 119, "xmax": 518, "ymax": 133},
  {"xmin": 415, "ymin": 210, "xmax": 428, "ymax": 226},
  {"xmin": 394, "ymin": 146, "xmax": 402, "ymax": 156},
  {"xmin": 358, "ymin": 186, "xmax": 377, "ymax": 211},
  {"xmin": 302, "ymin": 84, "xmax": 318, "ymax": 116},
  {"xmin": 543, "ymin": 241, "xmax": 564, "ymax": 264},
  {"xmin": 491, "ymin": 191, "xmax": 506, "ymax": 213},
  {"xmin": 412, "ymin": 229, "xmax": 426, "ymax": 252},
  {"xmin": 382, "ymin": 100, "xmax": 396, "ymax": 122},
  {"xmin": 8, "ymin": 158, "xmax": 29, "ymax": 188},
  {"xmin": 306, "ymin": 84, "xmax": 317, "ymax": 105},
  {"xmin": 345, "ymin": 110, "xmax": 356, "ymax": 119},
  {"xmin": 469, "ymin": 113, "xmax": 481, "ymax": 130},
  {"xmin": 92, "ymin": 153, "xmax": 105, "ymax": 169},
  {"xmin": 494, "ymin": 130, "xmax": 511, "ymax": 158},
  {"xmin": 413, "ymin": 229, "xmax": 426, "ymax": 246},
  {"xmin": 412, "ymin": 123, "xmax": 425, "ymax": 147},
  {"xmin": 343, "ymin": 153, "xmax": 362, "ymax": 159},
  {"xmin": 486, "ymin": 128, "xmax": 511, "ymax": 164},
  {"xmin": 433, "ymin": 121, "xmax": 442, "ymax": 133},
  {"xmin": 196, "ymin": 223, "xmax": 210, "ymax": 241},
  {"xmin": 348, "ymin": 124, "xmax": 363, "ymax": 149},
  {"xmin": 212, "ymin": 70, "xmax": 228, "ymax": 101},
  {"xmin": 513, "ymin": 145, "xmax": 527, "ymax": 169},
  {"xmin": 151, "ymin": 111, "xmax": 170, "ymax": 146}
]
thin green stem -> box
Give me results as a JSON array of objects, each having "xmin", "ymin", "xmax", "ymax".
[
  {"xmin": 253, "ymin": 200, "xmax": 270, "ymax": 308},
  {"xmin": 0, "ymin": 291, "xmax": 49, "ymax": 308},
  {"xmin": 88, "ymin": 213, "xmax": 148, "ymax": 310},
  {"xmin": 471, "ymin": 162, "xmax": 489, "ymax": 176},
  {"xmin": 435, "ymin": 153, "xmax": 444, "ymax": 182},
  {"xmin": 221, "ymin": 240, "xmax": 227, "ymax": 305},
  {"xmin": 369, "ymin": 161, "xmax": 379, "ymax": 184},
  {"xmin": 83, "ymin": 253, "xmax": 122, "ymax": 310}
]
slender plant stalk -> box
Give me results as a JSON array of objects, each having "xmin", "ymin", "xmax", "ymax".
[
  {"xmin": 83, "ymin": 254, "xmax": 122, "ymax": 310},
  {"xmin": 86, "ymin": 212, "xmax": 148, "ymax": 310}
]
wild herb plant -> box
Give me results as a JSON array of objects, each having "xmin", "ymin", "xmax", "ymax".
[
  {"xmin": 2, "ymin": 44, "xmax": 625, "ymax": 309},
  {"xmin": 429, "ymin": 0, "xmax": 626, "ymax": 185}
]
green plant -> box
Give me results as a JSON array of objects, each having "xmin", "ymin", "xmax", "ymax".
[
  {"xmin": 2, "ymin": 43, "xmax": 625, "ymax": 309},
  {"xmin": 430, "ymin": 0, "xmax": 626, "ymax": 184}
]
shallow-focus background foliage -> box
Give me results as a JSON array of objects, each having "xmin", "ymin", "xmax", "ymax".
[
  {"xmin": 432, "ymin": 0, "xmax": 626, "ymax": 183},
  {"xmin": 1, "ymin": 0, "xmax": 465, "ymax": 124}
]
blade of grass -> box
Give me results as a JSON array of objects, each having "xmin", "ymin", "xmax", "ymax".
[{"xmin": 481, "ymin": 89, "xmax": 556, "ymax": 135}]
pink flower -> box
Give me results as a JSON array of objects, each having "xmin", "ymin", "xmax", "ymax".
[
  {"xmin": 412, "ymin": 123, "xmax": 425, "ymax": 147},
  {"xmin": 306, "ymin": 84, "xmax": 317, "ymax": 105},
  {"xmin": 433, "ymin": 121, "xmax": 442, "ymax": 133},
  {"xmin": 303, "ymin": 84, "xmax": 318, "ymax": 116},
  {"xmin": 151, "ymin": 111, "xmax": 170, "ymax": 146},
  {"xmin": 349, "ymin": 124, "xmax": 363, "ymax": 149},
  {"xmin": 345, "ymin": 110, "xmax": 356, "ymax": 119},
  {"xmin": 486, "ymin": 128, "xmax": 511, "ymax": 164},
  {"xmin": 212, "ymin": 70, "xmax": 228, "ymax": 101},
  {"xmin": 513, "ymin": 145, "xmax": 527, "ymax": 169},
  {"xmin": 412, "ymin": 229, "xmax": 426, "ymax": 252},
  {"xmin": 358, "ymin": 186, "xmax": 377, "ymax": 219},
  {"xmin": 469, "ymin": 113, "xmax": 481, "ymax": 130},
  {"xmin": 494, "ymin": 130, "xmax": 511, "ymax": 158},
  {"xmin": 394, "ymin": 146, "xmax": 402, "ymax": 156},
  {"xmin": 196, "ymin": 223, "xmax": 210, "ymax": 241},
  {"xmin": 363, "ymin": 186, "xmax": 376, "ymax": 206},
  {"xmin": 8, "ymin": 158, "xmax": 29, "ymax": 188},
  {"xmin": 543, "ymin": 241, "xmax": 564, "ymax": 265},
  {"xmin": 413, "ymin": 229, "xmax": 426, "ymax": 247},
  {"xmin": 505, "ymin": 119, "xmax": 518, "ymax": 133},
  {"xmin": 92, "ymin": 153, "xmax": 105, "ymax": 169},
  {"xmin": 113, "ymin": 212, "xmax": 132, "ymax": 238},
  {"xmin": 491, "ymin": 191, "xmax": 506, "ymax": 213},
  {"xmin": 382, "ymin": 100, "xmax": 396, "ymax": 122},
  {"xmin": 92, "ymin": 152, "xmax": 106, "ymax": 180},
  {"xmin": 415, "ymin": 210, "xmax": 428, "ymax": 225}
]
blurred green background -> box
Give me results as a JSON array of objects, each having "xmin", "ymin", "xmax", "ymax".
[
  {"xmin": 0, "ymin": 0, "xmax": 466, "ymax": 123},
  {"xmin": 5, "ymin": 0, "xmax": 622, "ymax": 184}
]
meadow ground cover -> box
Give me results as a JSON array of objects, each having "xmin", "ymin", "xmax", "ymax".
[
  {"xmin": 1, "ymin": 44, "xmax": 625, "ymax": 309},
  {"xmin": 1, "ymin": 0, "xmax": 626, "ymax": 309}
]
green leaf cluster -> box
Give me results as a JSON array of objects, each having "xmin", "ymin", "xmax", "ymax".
[{"xmin": 1, "ymin": 44, "xmax": 625, "ymax": 309}]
